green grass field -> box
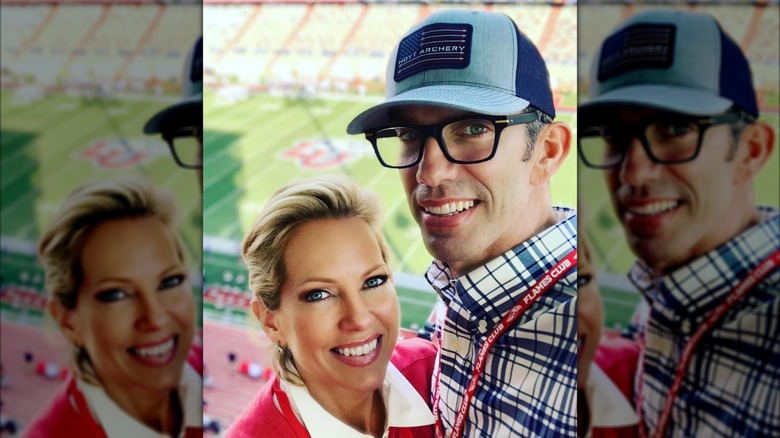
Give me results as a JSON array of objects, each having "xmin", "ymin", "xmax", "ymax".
[{"xmin": 0, "ymin": 89, "xmax": 203, "ymax": 325}]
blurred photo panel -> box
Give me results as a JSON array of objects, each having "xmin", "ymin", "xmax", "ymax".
[
  {"xmin": 202, "ymin": 1, "xmax": 578, "ymax": 436},
  {"xmin": 578, "ymin": 2, "xmax": 778, "ymax": 437},
  {"xmin": 0, "ymin": 1, "xmax": 202, "ymax": 435}
]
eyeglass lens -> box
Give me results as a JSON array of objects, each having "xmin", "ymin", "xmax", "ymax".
[{"xmin": 374, "ymin": 118, "xmax": 497, "ymax": 167}]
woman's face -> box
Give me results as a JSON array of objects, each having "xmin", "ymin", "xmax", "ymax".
[
  {"xmin": 61, "ymin": 217, "xmax": 195, "ymax": 397},
  {"xmin": 268, "ymin": 217, "xmax": 400, "ymax": 399},
  {"xmin": 577, "ymin": 243, "xmax": 604, "ymax": 389}
]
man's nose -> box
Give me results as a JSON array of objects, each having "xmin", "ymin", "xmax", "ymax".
[{"xmin": 416, "ymin": 136, "xmax": 458, "ymax": 187}]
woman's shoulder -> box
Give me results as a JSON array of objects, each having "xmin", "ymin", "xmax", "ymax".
[
  {"xmin": 23, "ymin": 378, "xmax": 105, "ymax": 438},
  {"xmin": 391, "ymin": 337, "xmax": 437, "ymax": 371},
  {"xmin": 224, "ymin": 379, "xmax": 302, "ymax": 438}
]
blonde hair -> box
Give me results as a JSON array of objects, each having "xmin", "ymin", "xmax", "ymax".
[
  {"xmin": 241, "ymin": 175, "xmax": 388, "ymax": 384},
  {"xmin": 38, "ymin": 176, "xmax": 184, "ymax": 383}
]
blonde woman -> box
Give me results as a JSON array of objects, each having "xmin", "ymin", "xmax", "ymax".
[
  {"xmin": 578, "ymin": 234, "xmax": 638, "ymax": 438},
  {"xmin": 26, "ymin": 176, "xmax": 201, "ymax": 437},
  {"xmin": 227, "ymin": 175, "xmax": 436, "ymax": 438}
]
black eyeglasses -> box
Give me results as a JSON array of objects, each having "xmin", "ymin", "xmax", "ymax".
[
  {"xmin": 578, "ymin": 112, "xmax": 745, "ymax": 169},
  {"xmin": 364, "ymin": 112, "xmax": 538, "ymax": 169},
  {"xmin": 163, "ymin": 126, "xmax": 202, "ymax": 170}
]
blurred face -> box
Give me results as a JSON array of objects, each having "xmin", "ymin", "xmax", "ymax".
[
  {"xmin": 63, "ymin": 217, "xmax": 195, "ymax": 399},
  {"xmin": 397, "ymin": 106, "xmax": 540, "ymax": 276},
  {"xmin": 605, "ymin": 108, "xmax": 747, "ymax": 273},
  {"xmin": 577, "ymin": 243, "xmax": 603, "ymax": 389},
  {"xmin": 271, "ymin": 218, "xmax": 399, "ymax": 400}
]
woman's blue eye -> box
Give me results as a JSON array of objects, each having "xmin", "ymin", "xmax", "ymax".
[
  {"xmin": 95, "ymin": 289, "xmax": 128, "ymax": 303},
  {"xmin": 304, "ymin": 289, "xmax": 331, "ymax": 302},
  {"xmin": 577, "ymin": 275, "xmax": 592, "ymax": 288},
  {"xmin": 160, "ymin": 274, "xmax": 185, "ymax": 290},
  {"xmin": 364, "ymin": 275, "xmax": 389, "ymax": 289}
]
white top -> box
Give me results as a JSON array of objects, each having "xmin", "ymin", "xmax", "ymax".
[
  {"xmin": 281, "ymin": 362, "xmax": 435, "ymax": 438},
  {"xmin": 78, "ymin": 363, "xmax": 202, "ymax": 438},
  {"xmin": 586, "ymin": 363, "xmax": 638, "ymax": 437}
]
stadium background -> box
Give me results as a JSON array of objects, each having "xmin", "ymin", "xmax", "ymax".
[{"xmin": 0, "ymin": 0, "xmax": 777, "ymax": 435}]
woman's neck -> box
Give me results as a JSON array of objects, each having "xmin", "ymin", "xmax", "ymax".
[
  {"xmin": 101, "ymin": 381, "xmax": 183, "ymax": 436},
  {"xmin": 308, "ymin": 385, "xmax": 386, "ymax": 437}
]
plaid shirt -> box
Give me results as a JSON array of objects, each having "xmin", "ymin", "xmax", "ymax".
[
  {"xmin": 629, "ymin": 207, "xmax": 780, "ymax": 438},
  {"xmin": 426, "ymin": 207, "xmax": 578, "ymax": 437}
]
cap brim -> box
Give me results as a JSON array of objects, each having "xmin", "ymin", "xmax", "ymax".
[
  {"xmin": 580, "ymin": 85, "xmax": 733, "ymax": 117},
  {"xmin": 143, "ymin": 94, "xmax": 203, "ymax": 134},
  {"xmin": 346, "ymin": 85, "xmax": 529, "ymax": 134}
]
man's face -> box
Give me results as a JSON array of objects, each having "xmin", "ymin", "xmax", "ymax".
[
  {"xmin": 396, "ymin": 105, "xmax": 541, "ymax": 276},
  {"xmin": 604, "ymin": 107, "xmax": 747, "ymax": 273}
]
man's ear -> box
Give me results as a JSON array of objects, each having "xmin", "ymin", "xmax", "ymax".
[
  {"xmin": 734, "ymin": 121, "xmax": 775, "ymax": 185},
  {"xmin": 252, "ymin": 297, "xmax": 286, "ymax": 346},
  {"xmin": 48, "ymin": 299, "xmax": 82, "ymax": 345},
  {"xmin": 530, "ymin": 121, "xmax": 572, "ymax": 186}
]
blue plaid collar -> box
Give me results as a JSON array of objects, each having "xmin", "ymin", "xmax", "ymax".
[
  {"xmin": 425, "ymin": 207, "xmax": 577, "ymax": 317},
  {"xmin": 629, "ymin": 206, "xmax": 779, "ymax": 329}
]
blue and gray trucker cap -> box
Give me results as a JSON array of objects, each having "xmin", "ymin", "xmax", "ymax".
[
  {"xmin": 347, "ymin": 10, "xmax": 555, "ymax": 134},
  {"xmin": 581, "ymin": 10, "xmax": 758, "ymax": 118}
]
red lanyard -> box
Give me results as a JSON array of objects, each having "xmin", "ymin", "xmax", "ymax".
[
  {"xmin": 272, "ymin": 378, "xmax": 313, "ymax": 438},
  {"xmin": 637, "ymin": 249, "xmax": 780, "ymax": 438},
  {"xmin": 432, "ymin": 249, "xmax": 578, "ymax": 438}
]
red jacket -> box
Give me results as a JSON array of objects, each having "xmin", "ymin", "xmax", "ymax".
[
  {"xmin": 226, "ymin": 337, "xmax": 437, "ymax": 438},
  {"xmin": 23, "ymin": 347, "xmax": 204, "ymax": 438},
  {"xmin": 591, "ymin": 335, "xmax": 641, "ymax": 438}
]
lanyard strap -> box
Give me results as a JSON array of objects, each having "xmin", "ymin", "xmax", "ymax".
[
  {"xmin": 433, "ymin": 249, "xmax": 578, "ymax": 438},
  {"xmin": 637, "ymin": 248, "xmax": 780, "ymax": 438},
  {"xmin": 273, "ymin": 378, "xmax": 313, "ymax": 438}
]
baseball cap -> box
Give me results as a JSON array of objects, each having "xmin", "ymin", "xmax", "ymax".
[
  {"xmin": 347, "ymin": 10, "xmax": 555, "ymax": 134},
  {"xmin": 581, "ymin": 10, "xmax": 758, "ymax": 118},
  {"xmin": 144, "ymin": 36, "xmax": 203, "ymax": 134}
]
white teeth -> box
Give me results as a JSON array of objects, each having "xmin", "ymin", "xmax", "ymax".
[
  {"xmin": 424, "ymin": 201, "xmax": 475, "ymax": 216},
  {"xmin": 627, "ymin": 201, "xmax": 679, "ymax": 216},
  {"xmin": 134, "ymin": 338, "xmax": 174, "ymax": 357},
  {"xmin": 336, "ymin": 339, "xmax": 378, "ymax": 357}
]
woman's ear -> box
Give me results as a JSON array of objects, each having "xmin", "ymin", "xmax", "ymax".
[
  {"xmin": 530, "ymin": 121, "xmax": 572, "ymax": 186},
  {"xmin": 252, "ymin": 297, "xmax": 286, "ymax": 345},
  {"xmin": 48, "ymin": 299, "xmax": 82, "ymax": 346}
]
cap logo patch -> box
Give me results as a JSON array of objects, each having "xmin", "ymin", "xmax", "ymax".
[
  {"xmin": 598, "ymin": 24, "xmax": 676, "ymax": 82},
  {"xmin": 394, "ymin": 23, "xmax": 472, "ymax": 83}
]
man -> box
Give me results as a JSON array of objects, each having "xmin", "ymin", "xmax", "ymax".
[
  {"xmin": 579, "ymin": 10, "xmax": 778, "ymax": 437},
  {"xmin": 348, "ymin": 10, "xmax": 577, "ymax": 437},
  {"xmin": 144, "ymin": 36, "xmax": 203, "ymax": 187}
]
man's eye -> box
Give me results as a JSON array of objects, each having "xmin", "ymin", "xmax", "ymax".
[
  {"xmin": 364, "ymin": 275, "xmax": 389, "ymax": 289},
  {"xmin": 577, "ymin": 275, "xmax": 592, "ymax": 288},
  {"xmin": 398, "ymin": 129, "xmax": 419, "ymax": 142},
  {"xmin": 654, "ymin": 121, "xmax": 695, "ymax": 137},
  {"xmin": 463, "ymin": 124, "xmax": 488, "ymax": 135},
  {"xmin": 160, "ymin": 275, "xmax": 185, "ymax": 290},
  {"xmin": 304, "ymin": 289, "xmax": 332, "ymax": 302},
  {"xmin": 95, "ymin": 289, "xmax": 129, "ymax": 303}
]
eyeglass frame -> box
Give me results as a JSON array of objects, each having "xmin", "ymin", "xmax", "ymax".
[
  {"xmin": 578, "ymin": 111, "xmax": 748, "ymax": 170},
  {"xmin": 162, "ymin": 126, "xmax": 203, "ymax": 170},
  {"xmin": 363, "ymin": 112, "xmax": 539, "ymax": 169}
]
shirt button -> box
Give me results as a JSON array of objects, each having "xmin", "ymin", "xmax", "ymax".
[{"xmin": 478, "ymin": 319, "xmax": 487, "ymax": 332}]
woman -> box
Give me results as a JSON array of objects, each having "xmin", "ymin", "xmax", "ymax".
[
  {"xmin": 578, "ymin": 233, "xmax": 638, "ymax": 438},
  {"xmin": 25, "ymin": 176, "xmax": 201, "ymax": 437},
  {"xmin": 227, "ymin": 175, "xmax": 437, "ymax": 438}
]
